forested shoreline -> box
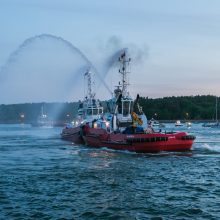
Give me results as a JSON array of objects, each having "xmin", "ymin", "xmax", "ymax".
[
  {"xmin": 0, "ymin": 95, "xmax": 218, "ymax": 124},
  {"xmin": 139, "ymin": 95, "xmax": 218, "ymax": 121}
]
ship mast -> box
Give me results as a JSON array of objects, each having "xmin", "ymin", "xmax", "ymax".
[
  {"xmin": 84, "ymin": 69, "xmax": 95, "ymax": 104},
  {"xmin": 118, "ymin": 51, "xmax": 131, "ymax": 97}
]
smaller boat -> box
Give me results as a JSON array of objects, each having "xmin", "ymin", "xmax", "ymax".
[
  {"xmin": 61, "ymin": 69, "xmax": 103, "ymax": 144},
  {"xmin": 31, "ymin": 105, "xmax": 53, "ymax": 128},
  {"xmin": 186, "ymin": 121, "xmax": 192, "ymax": 128},
  {"xmin": 175, "ymin": 120, "xmax": 183, "ymax": 127},
  {"xmin": 203, "ymin": 121, "xmax": 220, "ymax": 128},
  {"xmin": 202, "ymin": 96, "xmax": 220, "ymax": 128},
  {"xmin": 210, "ymin": 122, "xmax": 220, "ymax": 128},
  {"xmin": 149, "ymin": 118, "xmax": 165, "ymax": 128}
]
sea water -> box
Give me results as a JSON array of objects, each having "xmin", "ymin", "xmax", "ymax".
[{"xmin": 0, "ymin": 123, "xmax": 220, "ymax": 219}]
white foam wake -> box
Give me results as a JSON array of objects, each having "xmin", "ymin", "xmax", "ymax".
[{"xmin": 195, "ymin": 143, "xmax": 220, "ymax": 153}]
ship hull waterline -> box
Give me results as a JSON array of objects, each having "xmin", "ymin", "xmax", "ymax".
[
  {"xmin": 61, "ymin": 126, "xmax": 84, "ymax": 145},
  {"xmin": 83, "ymin": 128, "xmax": 195, "ymax": 153}
]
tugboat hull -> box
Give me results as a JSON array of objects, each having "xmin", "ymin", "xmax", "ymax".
[
  {"xmin": 84, "ymin": 128, "xmax": 195, "ymax": 153},
  {"xmin": 61, "ymin": 126, "xmax": 84, "ymax": 145}
]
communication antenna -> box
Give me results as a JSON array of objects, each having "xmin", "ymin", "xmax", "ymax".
[{"xmin": 118, "ymin": 51, "xmax": 131, "ymax": 97}]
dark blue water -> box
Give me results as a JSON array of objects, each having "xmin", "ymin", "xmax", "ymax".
[{"xmin": 0, "ymin": 124, "xmax": 220, "ymax": 219}]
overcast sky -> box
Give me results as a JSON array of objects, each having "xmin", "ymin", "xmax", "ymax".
[{"xmin": 0, "ymin": 0, "xmax": 220, "ymax": 104}]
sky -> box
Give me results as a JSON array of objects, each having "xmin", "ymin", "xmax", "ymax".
[{"xmin": 1, "ymin": 0, "xmax": 220, "ymax": 104}]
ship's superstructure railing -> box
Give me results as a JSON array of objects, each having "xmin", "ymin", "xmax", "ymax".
[{"xmin": 72, "ymin": 70, "xmax": 104, "ymax": 127}]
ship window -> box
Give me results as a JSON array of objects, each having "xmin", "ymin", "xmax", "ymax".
[
  {"xmin": 118, "ymin": 102, "xmax": 122, "ymax": 114},
  {"xmin": 87, "ymin": 109, "xmax": 92, "ymax": 115},
  {"xmin": 93, "ymin": 109, "xmax": 98, "ymax": 115},
  {"xmin": 123, "ymin": 101, "xmax": 130, "ymax": 116},
  {"xmin": 130, "ymin": 101, "xmax": 134, "ymax": 113}
]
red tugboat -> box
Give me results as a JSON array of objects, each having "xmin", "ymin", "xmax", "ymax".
[
  {"xmin": 83, "ymin": 51, "xmax": 195, "ymax": 153},
  {"xmin": 61, "ymin": 69, "xmax": 104, "ymax": 144}
]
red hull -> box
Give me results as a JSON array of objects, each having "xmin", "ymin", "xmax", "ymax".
[
  {"xmin": 83, "ymin": 127, "xmax": 195, "ymax": 153},
  {"xmin": 61, "ymin": 126, "xmax": 84, "ymax": 145}
]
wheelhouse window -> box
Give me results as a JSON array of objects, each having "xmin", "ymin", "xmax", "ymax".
[
  {"xmin": 122, "ymin": 101, "xmax": 130, "ymax": 116},
  {"xmin": 118, "ymin": 102, "xmax": 122, "ymax": 114},
  {"xmin": 99, "ymin": 108, "xmax": 103, "ymax": 114},
  {"xmin": 87, "ymin": 109, "xmax": 92, "ymax": 115},
  {"xmin": 78, "ymin": 109, "xmax": 83, "ymax": 116},
  {"xmin": 93, "ymin": 109, "xmax": 98, "ymax": 115}
]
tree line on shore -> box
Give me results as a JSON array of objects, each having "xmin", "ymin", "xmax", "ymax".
[
  {"xmin": 0, "ymin": 95, "xmax": 218, "ymax": 123},
  {"xmin": 139, "ymin": 95, "xmax": 218, "ymax": 121}
]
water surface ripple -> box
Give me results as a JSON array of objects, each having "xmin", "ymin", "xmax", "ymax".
[{"xmin": 0, "ymin": 124, "xmax": 220, "ymax": 219}]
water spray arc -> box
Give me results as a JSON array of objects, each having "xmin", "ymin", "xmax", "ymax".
[{"xmin": 0, "ymin": 34, "xmax": 112, "ymax": 96}]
